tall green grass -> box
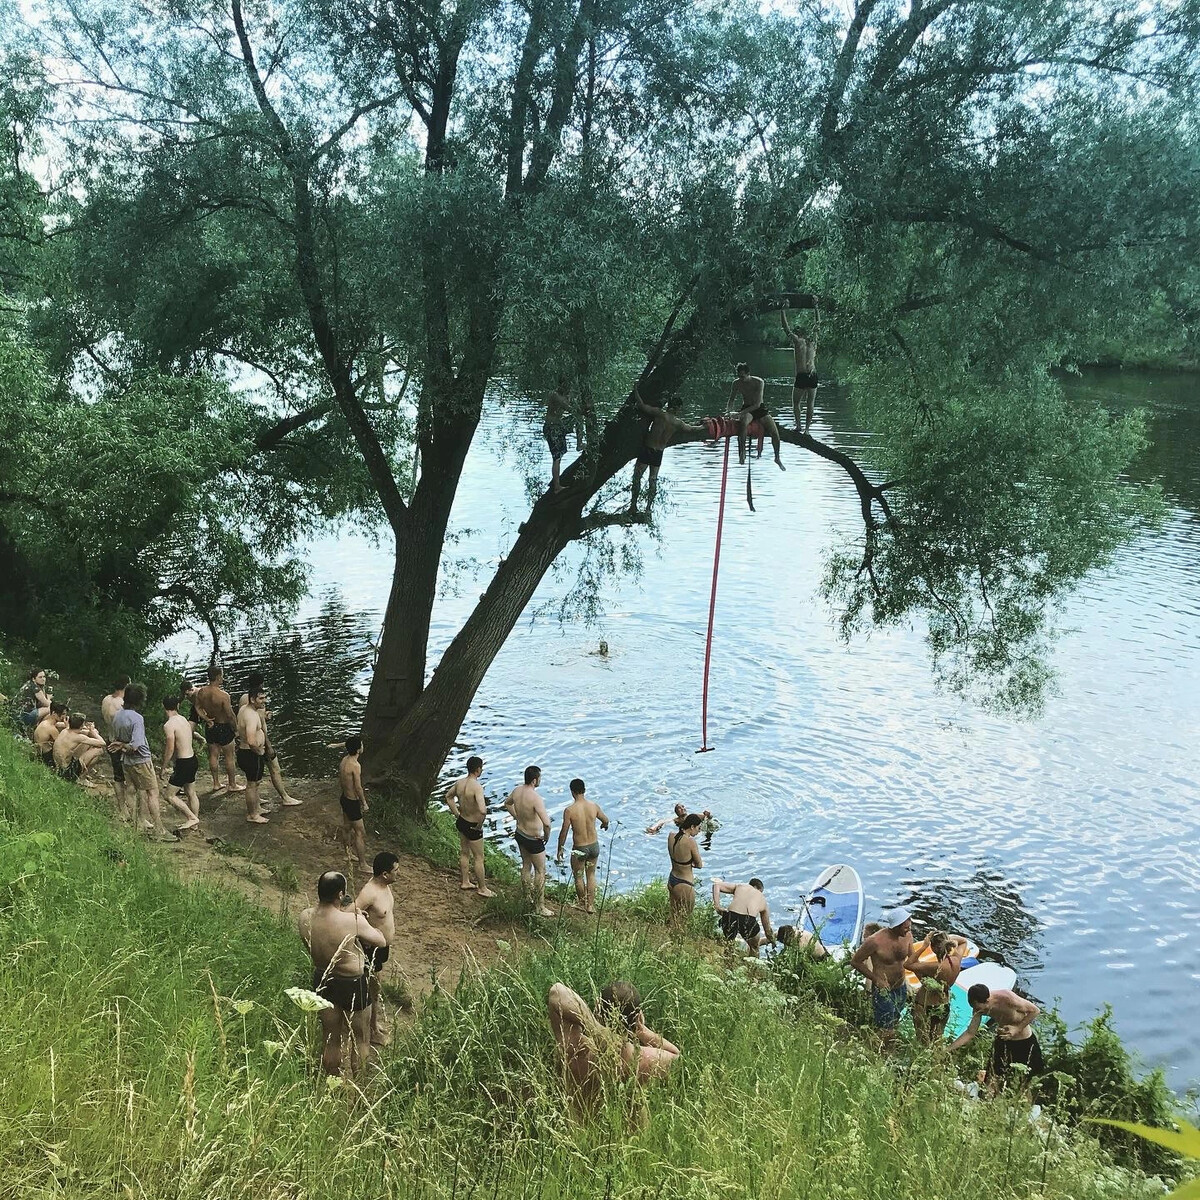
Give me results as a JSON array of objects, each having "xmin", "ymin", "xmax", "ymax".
[{"xmin": 0, "ymin": 736, "xmax": 1174, "ymax": 1199}]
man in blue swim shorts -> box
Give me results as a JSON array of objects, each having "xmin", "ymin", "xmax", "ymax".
[{"xmin": 850, "ymin": 907, "xmax": 915, "ymax": 1045}]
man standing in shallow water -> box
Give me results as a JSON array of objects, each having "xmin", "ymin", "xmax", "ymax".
[
  {"xmin": 445, "ymin": 755, "xmax": 495, "ymax": 897},
  {"xmin": 505, "ymin": 765, "xmax": 554, "ymax": 917},
  {"xmin": 556, "ymin": 777, "xmax": 610, "ymax": 914},
  {"xmin": 850, "ymin": 907, "xmax": 915, "ymax": 1044}
]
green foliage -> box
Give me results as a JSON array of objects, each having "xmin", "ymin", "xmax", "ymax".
[{"xmin": 1088, "ymin": 1120, "xmax": 1200, "ymax": 1199}]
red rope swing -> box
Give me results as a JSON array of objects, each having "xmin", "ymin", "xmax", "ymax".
[{"xmin": 696, "ymin": 416, "xmax": 765, "ymax": 752}]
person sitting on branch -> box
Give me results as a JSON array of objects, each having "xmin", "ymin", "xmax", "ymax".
[{"xmin": 729, "ymin": 363, "xmax": 784, "ymax": 470}]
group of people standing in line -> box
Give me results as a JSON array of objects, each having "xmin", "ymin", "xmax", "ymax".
[{"xmin": 546, "ymin": 311, "xmax": 820, "ymax": 508}]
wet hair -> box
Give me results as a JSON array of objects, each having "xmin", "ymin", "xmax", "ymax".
[
  {"xmin": 466, "ymin": 755, "xmax": 483, "ymax": 775},
  {"xmin": 317, "ymin": 870, "xmax": 347, "ymax": 903},
  {"xmin": 524, "ymin": 765, "xmax": 541, "ymax": 785},
  {"xmin": 345, "ymin": 735, "xmax": 362, "ymax": 755},
  {"xmin": 68, "ymin": 712, "xmax": 85, "ymax": 730},
  {"xmin": 967, "ymin": 983, "xmax": 990, "ymax": 1008},
  {"xmin": 597, "ymin": 981, "xmax": 642, "ymax": 1032},
  {"xmin": 124, "ymin": 683, "xmax": 146, "ymax": 711},
  {"xmin": 736, "ymin": 361, "xmax": 750, "ymax": 375},
  {"xmin": 373, "ymin": 851, "xmax": 400, "ymax": 876},
  {"xmin": 112, "ymin": 675, "xmax": 130, "ymax": 692},
  {"xmin": 673, "ymin": 802, "xmax": 687, "ymax": 816},
  {"xmin": 49, "ymin": 701, "xmax": 67, "ymax": 716},
  {"xmin": 570, "ymin": 778, "xmax": 585, "ymax": 796},
  {"xmin": 207, "ymin": 664, "xmax": 223, "ymax": 683},
  {"xmin": 679, "ymin": 813, "xmax": 704, "ymax": 831},
  {"xmin": 163, "ymin": 696, "xmax": 179, "ymax": 712},
  {"xmin": 778, "ymin": 925, "xmax": 795, "ymax": 947},
  {"xmin": 749, "ymin": 877, "xmax": 765, "ymax": 891}
]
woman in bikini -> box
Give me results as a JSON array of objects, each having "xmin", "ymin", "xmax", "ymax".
[{"xmin": 666, "ymin": 813, "xmax": 704, "ymax": 923}]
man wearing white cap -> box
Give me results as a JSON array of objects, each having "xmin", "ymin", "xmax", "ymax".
[{"xmin": 849, "ymin": 907, "xmax": 914, "ymax": 1042}]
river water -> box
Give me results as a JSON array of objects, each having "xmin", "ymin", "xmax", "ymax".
[{"xmin": 182, "ymin": 359, "xmax": 1200, "ymax": 1085}]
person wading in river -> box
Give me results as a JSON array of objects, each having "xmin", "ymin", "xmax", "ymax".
[
  {"xmin": 729, "ymin": 363, "xmax": 784, "ymax": 470},
  {"xmin": 194, "ymin": 665, "xmax": 243, "ymax": 796},
  {"xmin": 299, "ymin": 870, "xmax": 386, "ymax": 1077},
  {"xmin": 555, "ymin": 777, "xmax": 610, "ymax": 914},
  {"xmin": 629, "ymin": 386, "xmax": 705, "ymax": 515},
  {"xmin": 850, "ymin": 907, "xmax": 915, "ymax": 1045},
  {"xmin": 505, "ymin": 765, "xmax": 554, "ymax": 917},
  {"xmin": 781, "ymin": 303, "xmax": 819, "ymax": 434},
  {"xmin": 356, "ymin": 851, "xmax": 399, "ymax": 1049},
  {"xmin": 445, "ymin": 755, "xmax": 495, "ymax": 897}
]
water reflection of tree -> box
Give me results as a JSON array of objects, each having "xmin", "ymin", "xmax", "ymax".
[{"xmin": 898, "ymin": 867, "xmax": 1044, "ymax": 985}]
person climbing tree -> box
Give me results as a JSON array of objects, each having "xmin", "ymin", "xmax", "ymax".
[{"xmin": 630, "ymin": 387, "xmax": 706, "ymax": 514}]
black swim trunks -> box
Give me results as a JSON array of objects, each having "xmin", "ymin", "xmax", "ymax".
[
  {"xmin": 636, "ymin": 443, "xmax": 664, "ymax": 468},
  {"xmin": 313, "ymin": 970, "xmax": 369, "ymax": 1012},
  {"xmin": 235, "ymin": 747, "xmax": 265, "ymax": 783},
  {"xmin": 170, "ymin": 755, "xmax": 199, "ymax": 787},
  {"xmin": 108, "ymin": 749, "xmax": 126, "ymax": 784},
  {"xmin": 40, "ymin": 750, "xmax": 55, "ymax": 769},
  {"xmin": 514, "ymin": 829, "xmax": 547, "ymax": 857},
  {"xmin": 749, "ymin": 404, "xmax": 768, "ymax": 422},
  {"xmin": 718, "ymin": 910, "xmax": 761, "ymax": 943},
  {"xmin": 991, "ymin": 1032, "xmax": 1045, "ymax": 1080},
  {"xmin": 364, "ymin": 944, "xmax": 390, "ymax": 976},
  {"xmin": 794, "ymin": 371, "xmax": 818, "ymax": 389},
  {"xmin": 543, "ymin": 421, "xmax": 568, "ymax": 459},
  {"xmin": 57, "ymin": 758, "xmax": 82, "ymax": 782},
  {"xmin": 340, "ymin": 793, "xmax": 364, "ymax": 822},
  {"xmin": 455, "ymin": 815, "xmax": 484, "ymax": 842},
  {"xmin": 208, "ymin": 721, "xmax": 235, "ymax": 747}
]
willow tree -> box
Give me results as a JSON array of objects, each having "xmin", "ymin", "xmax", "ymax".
[{"xmin": 27, "ymin": 0, "xmax": 1200, "ymax": 808}]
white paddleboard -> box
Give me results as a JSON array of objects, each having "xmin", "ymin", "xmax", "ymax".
[
  {"xmin": 798, "ymin": 864, "xmax": 864, "ymax": 957},
  {"xmin": 948, "ymin": 961, "xmax": 1017, "ymax": 1039}
]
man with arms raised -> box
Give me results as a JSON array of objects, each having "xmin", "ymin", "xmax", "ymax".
[
  {"xmin": 356, "ymin": 851, "xmax": 398, "ymax": 1049},
  {"xmin": 712, "ymin": 877, "xmax": 775, "ymax": 953},
  {"xmin": 338, "ymin": 736, "xmax": 369, "ymax": 872},
  {"xmin": 235, "ymin": 686, "xmax": 269, "ymax": 824},
  {"xmin": 505, "ymin": 765, "xmax": 554, "ymax": 917},
  {"xmin": 194, "ymin": 665, "xmax": 243, "ymax": 796},
  {"xmin": 33, "ymin": 702, "xmax": 68, "ymax": 767},
  {"xmin": 629, "ymin": 386, "xmax": 705, "ymax": 515},
  {"xmin": 53, "ymin": 713, "xmax": 107, "ymax": 784},
  {"xmin": 951, "ymin": 984, "xmax": 1044, "ymax": 1090},
  {"xmin": 781, "ymin": 303, "xmax": 819, "ymax": 434},
  {"xmin": 445, "ymin": 755, "xmax": 494, "ymax": 897},
  {"xmin": 547, "ymin": 980, "xmax": 679, "ymax": 1106},
  {"xmin": 299, "ymin": 869, "xmax": 386, "ymax": 1077},
  {"xmin": 110, "ymin": 683, "xmax": 170, "ymax": 840},
  {"xmin": 556, "ymin": 777, "xmax": 610, "ymax": 914},
  {"xmin": 101, "ymin": 677, "xmax": 130, "ymax": 811},
  {"xmin": 850, "ymin": 907, "xmax": 915, "ymax": 1043},
  {"xmin": 729, "ymin": 362, "xmax": 784, "ymax": 470},
  {"xmin": 161, "ymin": 695, "xmax": 201, "ymax": 829}
]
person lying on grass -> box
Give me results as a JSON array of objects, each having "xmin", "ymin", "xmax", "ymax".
[{"xmin": 547, "ymin": 981, "xmax": 679, "ymax": 1105}]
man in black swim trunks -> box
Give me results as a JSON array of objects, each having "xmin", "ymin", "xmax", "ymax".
[
  {"xmin": 729, "ymin": 363, "xmax": 784, "ymax": 470},
  {"xmin": 194, "ymin": 665, "xmax": 243, "ymax": 797},
  {"xmin": 299, "ymin": 869, "xmax": 386, "ymax": 1076},
  {"xmin": 544, "ymin": 376, "xmax": 574, "ymax": 494},
  {"xmin": 504, "ymin": 765, "xmax": 554, "ymax": 917},
  {"xmin": 712, "ymin": 877, "xmax": 775, "ymax": 954},
  {"xmin": 338, "ymin": 736, "xmax": 369, "ymax": 871},
  {"xmin": 356, "ymin": 851, "xmax": 399, "ymax": 1048},
  {"xmin": 951, "ymin": 984, "xmax": 1044, "ymax": 1093},
  {"xmin": 781, "ymin": 303, "xmax": 819, "ymax": 434},
  {"xmin": 445, "ymin": 755, "xmax": 495, "ymax": 897},
  {"xmin": 629, "ymin": 386, "xmax": 706, "ymax": 515}
]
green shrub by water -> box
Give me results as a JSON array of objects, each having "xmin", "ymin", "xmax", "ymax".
[{"xmin": 0, "ymin": 735, "xmax": 1182, "ymax": 1199}]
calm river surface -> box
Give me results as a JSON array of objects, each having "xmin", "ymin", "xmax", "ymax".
[{"xmin": 182, "ymin": 359, "xmax": 1200, "ymax": 1085}]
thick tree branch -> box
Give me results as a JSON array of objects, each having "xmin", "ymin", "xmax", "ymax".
[
  {"xmin": 252, "ymin": 400, "xmax": 334, "ymax": 453},
  {"xmin": 577, "ymin": 508, "xmax": 650, "ymax": 535}
]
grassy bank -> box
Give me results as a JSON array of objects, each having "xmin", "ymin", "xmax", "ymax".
[{"xmin": 0, "ymin": 735, "xmax": 1185, "ymax": 1200}]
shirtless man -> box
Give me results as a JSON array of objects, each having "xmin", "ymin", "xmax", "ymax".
[
  {"xmin": 355, "ymin": 851, "xmax": 398, "ymax": 1048},
  {"xmin": 555, "ymin": 778, "xmax": 610, "ymax": 914},
  {"xmin": 194, "ymin": 666, "xmax": 242, "ymax": 795},
  {"xmin": 544, "ymin": 377, "xmax": 574, "ymax": 494},
  {"xmin": 907, "ymin": 931, "xmax": 970, "ymax": 1043},
  {"xmin": 504, "ymin": 765, "xmax": 553, "ymax": 917},
  {"xmin": 629, "ymin": 386, "xmax": 705, "ymax": 514},
  {"xmin": 729, "ymin": 363, "xmax": 784, "ymax": 470},
  {"xmin": 33, "ymin": 702, "xmax": 68, "ymax": 767},
  {"xmin": 712, "ymin": 878, "xmax": 775, "ymax": 953},
  {"xmin": 950, "ymin": 984, "xmax": 1044, "ymax": 1091},
  {"xmin": 337, "ymin": 736, "xmax": 369, "ymax": 871},
  {"xmin": 100, "ymin": 677, "xmax": 130, "ymax": 811},
  {"xmin": 235, "ymin": 686, "xmax": 269, "ymax": 824},
  {"xmin": 781, "ymin": 304, "xmax": 819, "ymax": 434},
  {"xmin": 547, "ymin": 980, "xmax": 679, "ymax": 1106},
  {"xmin": 445, "ymin": 755, "xmax": 495, "ymax": 897},
  {"xmin": 298, "ymin": 869, "xmax": 386, "ymax": 1077},
  {"xmin": 161, "ymin": 695, "xmax": 201, "ymax": 829},
  {"xmin": 850, "ymin": 907, "xmax": 915, "ymax": 1043},
  {"xmin": 53, "ymin": 713, "xmax": 107, "ymax": 784},
  {"xmin": 237, "ymin": 674, "xmax": 300, "ymax": 809},
  {"xmin": 109, "ymin": 683, "xmax": 168, "ymax": 839}
]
